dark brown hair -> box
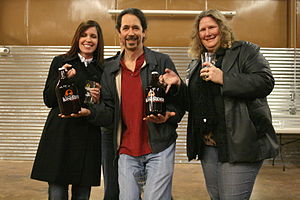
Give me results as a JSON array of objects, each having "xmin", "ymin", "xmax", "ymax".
[
  {"xmin": 66, "ymin": 20, "xmax": 104, "ymax": 65},
  {"xmin": 115, "ymin": 8, "xmax": 147, "ymax": 33}
]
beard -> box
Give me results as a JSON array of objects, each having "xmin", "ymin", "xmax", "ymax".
[{"xmin": 125, "ymin": 35, "xmax": 141, "ymax": 51}]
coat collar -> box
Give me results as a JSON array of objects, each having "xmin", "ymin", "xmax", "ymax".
[
  {"xmin": 143, "ymin": 46, "xmax": 157, "ymax": 66},
  {"xmin": 63, "ymin": 54, "xmax": 97, "ymax": 66},
  {"xmin": 186, "ymin": 59, "xmax": 200, "ymax": 80},
  {"xmin": 222, "ymin": 41, "xmax": 243, "ymax": 73}
]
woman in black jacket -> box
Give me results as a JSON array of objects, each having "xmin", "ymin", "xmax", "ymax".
[
  {"xmin": 162, "ymin": 10, "xmax": 279, "ymax": 200},
  {"xmin": 31, "ymin": 20, "xmax": 108, "ymax": 200}
]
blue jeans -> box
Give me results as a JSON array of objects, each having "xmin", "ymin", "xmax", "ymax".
[
  {"xmin": 118, "ymin": 143, "xmax": 175, "ymax": 200},
  {"xmin": 201, "ymin": 146, "xmax": 263, "ymax": 200},
  {"xmin": 48, "ymin": 183, "xmax": 91, "ymax": 200},
  {"xmin": 101, "ymin": 128, "xmax": 119, "ymax": 200}
]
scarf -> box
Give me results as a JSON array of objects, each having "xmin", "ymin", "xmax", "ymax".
[{"xmin": 191, "ymin": 48, "xmax": 226, "ymax": 144}]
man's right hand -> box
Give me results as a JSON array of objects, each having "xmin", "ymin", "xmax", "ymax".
[{"xmin": 159, "ymin": 68, "xmax": 181, "ymax": 93}]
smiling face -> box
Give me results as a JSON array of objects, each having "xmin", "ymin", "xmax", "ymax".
[
  {"xmin": 78, "ymin": 26, "xmax": 98, "ymax": 59},
  {"xmin": 119, "ymin": 14, "xmax": 145, "ymax": 52},
  {"xmin": 198, "ymin": 16, "xmax": 221, "ymax": 52}
]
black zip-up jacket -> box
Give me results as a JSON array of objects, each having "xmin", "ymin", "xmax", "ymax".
[{"xmin": 94, "ymin": 47, "xmax": 185, "ymax": 154}]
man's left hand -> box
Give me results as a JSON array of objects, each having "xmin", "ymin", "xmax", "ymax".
[{"xmin": 143, "ymin": 111, "xmax": 176, "ymax": 123}]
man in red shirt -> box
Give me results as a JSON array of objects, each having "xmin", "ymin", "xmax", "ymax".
[{"xmin": 100, "ymin": 8, "xmax": 184, "ymax": 200}]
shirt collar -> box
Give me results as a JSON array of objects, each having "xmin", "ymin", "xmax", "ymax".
[{"xmin": 78, "ymin": 53, "xmax": 93, "ymax": 67}]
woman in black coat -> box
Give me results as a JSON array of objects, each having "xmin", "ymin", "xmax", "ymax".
[
  {"xmin": 31, "ymin": 20, "xmax": 108, "ymax": 200},
  {"xmin": 162, "ymin": 10, "xmax": 279, "ymax": 200}
]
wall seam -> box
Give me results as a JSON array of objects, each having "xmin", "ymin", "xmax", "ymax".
[{"xmin": 24, "ymin": 0, "xmax": 30, "ymax": 45}]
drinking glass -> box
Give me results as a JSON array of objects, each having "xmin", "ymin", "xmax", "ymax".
[
  {"xmin": 201, "ymin": 52, "xmax": 216, "ymax": 68},
  {"xmin": 200, "ymin": 52, "xmax": 216, "ymax": 79},
  {"xmin": 84, "ymin": 80, "xmax": 97, "ymax": 104}
]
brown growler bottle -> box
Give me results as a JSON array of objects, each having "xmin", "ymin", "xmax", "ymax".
[
  {"xmin": 145, "ymin": 71, "xmax": 166, "ymax": 116},
  {"xmin": 55, "ymin": 67, "xmax": 81, "ymax": 115}
]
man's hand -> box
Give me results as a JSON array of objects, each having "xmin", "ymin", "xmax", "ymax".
[
  {"xmin": 143, "ymin": 111, "xmax": 176, "ymax": 123},
  {"xmin": 159, "ymin": 68, "xmax": 181, "ymax": 93}
]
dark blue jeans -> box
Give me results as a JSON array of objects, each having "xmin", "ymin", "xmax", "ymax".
[
  {"xmin": 201, "ymin": 146, "xmax": 263, "ymax": 200},
  {"xmin": 48, "ymin": 183, "xmax": 91, "ymax": 200},
  {"xmin": 101, "ymin": 128, "xmax": 119, "ymax": 200}
]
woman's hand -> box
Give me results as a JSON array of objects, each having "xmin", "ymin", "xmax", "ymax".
[
  {"xmin": 200, "ymin": 64, "xmax": 224, "ymax": 85},
  {"xmin": 89, "ymin": 83, "xmax": 101, "ymax": 104},
  {"xmin": 59, "ymin": 108, "xmax": 91, "ymax": 118},
  {"xmin": 62, "ymin": 64, "xmax": 76, "ymax": 78}
]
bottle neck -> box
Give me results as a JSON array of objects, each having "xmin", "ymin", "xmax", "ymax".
[
  {"xmin": 150, "ymin": 73, "xmax": 160, "ymax": 86},
  {"xmin": 58, "ymin": 68, "xmax": 67, "ymax": 80}
]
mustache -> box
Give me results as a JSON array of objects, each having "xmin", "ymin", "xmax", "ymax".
[{"xmin": 126, "ymin": 35, "xmax": 139, "ymax": 41}]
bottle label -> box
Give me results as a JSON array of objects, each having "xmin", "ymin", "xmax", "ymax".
[
  {"xmin": 62, "ymin": 89, "xmax": 79, "ymax": 102},
  {"xmin": 145, "ymin": 90, "xmax": 165, "ymax": 103}
]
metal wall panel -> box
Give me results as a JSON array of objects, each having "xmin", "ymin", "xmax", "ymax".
[
  {"xmin": 261, "ymin": 48, "xmax": 300, "ymax": 128},
  {"xmin": 0, "ymin": 0, "xmax": 293, "ymax": 47},
  {"xmin": 0, "ymin": 46, "xmax": 299, "ymax": 163}
]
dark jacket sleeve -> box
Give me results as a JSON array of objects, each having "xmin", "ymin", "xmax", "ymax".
[
  {"xmin": 222, "ymin": 42, "xmax": 274, "ymax": 99},
  {"xmin": 86, "ymin": 67, "xmax": 114, "ymax": 127},
  {"xmin": 173, "ymin": 60, "xmax": 192, "ymax": 113},
  {"xmin": 43, "ymin": 56, "xmax": 62, "ymax": 108},
  {"xmin": 161, "ymin": 54, "xmax": 186, "ymax": 124},
  {"xmin": 165, "ymin": 102, "xmax": 185, "ymax": 124}
]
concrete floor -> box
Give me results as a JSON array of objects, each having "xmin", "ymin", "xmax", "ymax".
[{"xmin": 0, "ymin": 161, "xmax": 299, "ymax": 200}]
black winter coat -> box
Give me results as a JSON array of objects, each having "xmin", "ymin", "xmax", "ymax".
[
  {"xmin": 183, "ymin": 41, "xmax": 279, "ymax": 162},
  {"xmin": 31, "ymin": 55, "xmax": 105, "ymax": 186}
]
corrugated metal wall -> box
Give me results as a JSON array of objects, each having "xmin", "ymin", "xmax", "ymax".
[
  {"xmin": 0, "ymin": 46, "xmax": 299, "ymax": 163},
  {"xmin": 261, "ymin": 48, "xmax": 300, "ymax": 127}
]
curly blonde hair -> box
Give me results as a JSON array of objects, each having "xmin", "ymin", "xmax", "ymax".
[{"xmin": 188, "ymin": 10, "xmax": 235, "ymax": 59}]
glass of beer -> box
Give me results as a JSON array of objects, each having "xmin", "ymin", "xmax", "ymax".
[{"xmin": 84, "ymin": 80, "xmax": 97, "ymax": 104}]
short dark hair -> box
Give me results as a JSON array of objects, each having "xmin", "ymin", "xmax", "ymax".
[{"xmin": 115, "ymin": 8, "xmax": 147, "ymax": 33}]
